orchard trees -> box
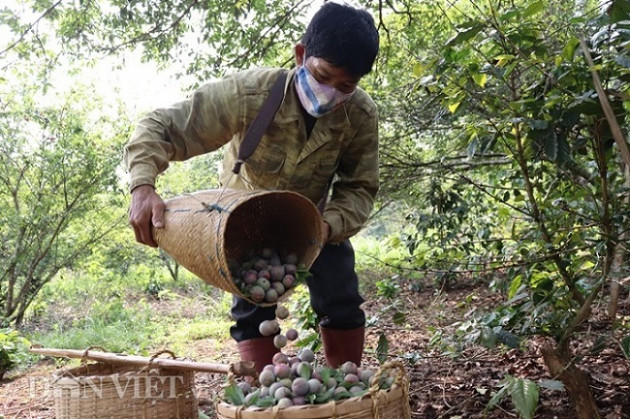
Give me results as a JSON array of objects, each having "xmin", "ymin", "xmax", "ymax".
[
  {"xmin": 0, "ymin": 62, "xmax": 127, "ymax": 325},
  {"xmin": 377, "ymin": 1, "xmax": 630, "ymax": 417}
]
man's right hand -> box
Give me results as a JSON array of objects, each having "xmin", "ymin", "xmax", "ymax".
[{"xmin": 129, "ymin": 185, "xmax": 166, "ymax": 248}]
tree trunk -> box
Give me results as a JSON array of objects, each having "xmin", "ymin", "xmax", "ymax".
[{"xmin": 541, "ymin": 343, "xmax": 600, "ymax": 419}]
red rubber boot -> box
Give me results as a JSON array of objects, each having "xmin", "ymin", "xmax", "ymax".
[
  {"xmin": 237, "ymin": 336, "xmax": 279, "ymax": 373},
  {"xmin": 320, "ymin": 326, "xmax": 365, "ymax": 368}
]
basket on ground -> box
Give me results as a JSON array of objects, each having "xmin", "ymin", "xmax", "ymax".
[
  {"xmin": 215, "ymin": 362, "xmax": 411, "ymax": 419},
  {"xmin": 152, "ymin": 188, "xmax": 325, "ymax": 305},
  {"xmin": 51, "ymin": 353, "xmax": 197, "ymax": 419}
]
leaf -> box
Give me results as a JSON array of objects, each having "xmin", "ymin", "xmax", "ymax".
[
  {"xmin": 544, "ymin": 133, "xmax": 558, "ymax": 160},
  {"xmin": 479, "ymin": 326, "xmax": 497, "ymax": 348},
  {"xmin": 528, "ymin": 120, "xmax": 548, "ymax": 130},
  {"xmin": 446, "ymin": 22, "xmax": 484, "ymax": 47},
  {"xmin": 223, "ymin": 383, "xmax": 245, "ymax": 406},
  {"xmin": 255, "ymin": 396, "xmax": 276, "ymax": 408},
  {"xmin": 499, "ymin": 9, "xmax": 520, "ymax": 22},
  {"xmin": 413, "ymin": 62, "xmax": 425, "ymax": 77},
  {"xmin": 505, "ymin": 292, "xmax": 528, "ymax": 306},
  {"xmin": 523, "ymin": 1, "xmax": 544, "ymax": 17},
  {"xmin": 298, "ymin": 361, "xmax": 311, "ymax": 379},
  {"xmin": 561, "ymin": 37, "xmax": 580, "ymax": 62},
  {"xmin": 615, "ymin": 54, "xmax": 630, "ymax": 69},
  {"xmin": 472, "ymin": 73, "xmax": 487, "ymax": 87},
  {"xmin": 295, "ymin": 268, "xmax": 313, "ymax": 282},
  {"xmin": 376, "ymin": 332, "xmax": 389, "ymax": 365},
  {"xmin": 608, "ymin": 0, "xmax": 630, "ymax": 23},
  {"xmin": 507, "ymin": 275, "xmax": 523, "ymax": 299},
  {"xmin": 314, "ymin": 386, "xmax": 335, "ymax": 403},
  {"xmin": 495, "ymin": 54, "xmax": 515, "ymax": 68},
  {"xmin": 556, "ymin": 134, "xmax": 571, "ymax": 167},
  {"xmin": 392, "ymin": 310, "xmax": 406, "ymax": 325},
  {"xmin": 509, "ymin": 377, "xmax": 539, "ymax": 419},
  {"xmin": 448, "ymin": 101, "xmax": 462, "ymax": 113},
  {"xmin": 320, "ymin": 367, "xmax": 332, "ymax": 384},
  {"xmin": 485, "ymin": 381, "xmax": 510, "ymax": 412},
  {"xmin": 537, "ymin": 379, "xmax": 565, "ymax": 391},
  {"xmin": 467, "ymin": 138, "xmax": 479, "ymax": 158},
  {"xmin": 495, "ymin": 330, "xmax": 521, "ymax": 349}
]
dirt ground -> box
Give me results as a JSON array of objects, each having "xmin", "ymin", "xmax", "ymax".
[{"xmin": 1, "ymin": 281, "xmax": 629, "ymax": 418}]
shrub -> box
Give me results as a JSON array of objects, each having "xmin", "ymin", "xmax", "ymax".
[{"xmin": 0, "ymin": 328, "xmax": 31, "ymax": 379}]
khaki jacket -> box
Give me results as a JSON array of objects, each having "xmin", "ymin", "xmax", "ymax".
[{"xmin": 124, "ymin": 67, "xmax": 379, "ymax": 242}]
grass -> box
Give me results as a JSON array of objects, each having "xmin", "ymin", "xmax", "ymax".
[{"xmin": 21, "ymin": 268, "xmax": 235, "ymax": 360}]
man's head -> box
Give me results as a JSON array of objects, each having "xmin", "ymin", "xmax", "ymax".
[{"xmin": 299, "ymin": 2, "xmax": 379, "ymax": 78}]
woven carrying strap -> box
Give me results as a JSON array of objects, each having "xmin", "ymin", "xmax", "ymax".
[{"xmin": 232, "ymin": 71, "xmax": 288, "ymax": 175}]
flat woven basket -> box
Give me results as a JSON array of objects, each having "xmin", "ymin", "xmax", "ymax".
[
  {"xmin": 152, "ymin": 188, "xmax": 325, "ymax": 305},
  {"xmin": 215, "ymin": 362, "xmax": 411, "ymax": 419},
  {"xmin": 51, "ymin": 351, "xmax": 198, "ymax": 419}
]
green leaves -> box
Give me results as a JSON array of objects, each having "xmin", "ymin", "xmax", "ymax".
[
  {"xmin": 607, "ymin": 0, "xmax": 630, "ymax": 23},
  {"xmin": 522, "ymin": 1, "xmax": 544, "ymax": 18},
  {"xmin": 495, "ymin": 330, "xmax": 521, "ymax": 349},
  {"xmin": 0, "ymin": 329, "xmax": 31, "ymax": 374},
  {"xmin": 561, "ymin": 37, "xmax": 580, "ymax": 62},
  {"xmin": 509, "ymin": 377, "xmax": 540, "ymax": 419},
  {"xmin": 446, "ymin": 21, "xmax": 484, "ymax": 47},
  {"xmin": 472, "ymin": 72, "xmax": 487, "ymax": 87},
  {"xmin": 0, "ymin": 56, "xmax": 127, "ymax": 325},
  {"xmin": 376, "ymin": 332, "xmax": 389, "ymax": 365},
  {"xmin": 222, "ymin": 382, "xmax": 246, "ymax": 406},
  {"xmin": 498, "ymin": 1, "xmax": 544, "ymax": 23},
  {"xmin": 486, "ymin": 375, "xmax": 539, "ymax": 419}
]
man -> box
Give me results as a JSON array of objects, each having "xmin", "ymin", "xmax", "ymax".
[{"xmin": 125, "ymin": 2, "xmax": 379, "ymax": 372}]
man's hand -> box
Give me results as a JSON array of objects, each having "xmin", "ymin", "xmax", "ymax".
[{"xmin": 129, "ymin": 185, "xmax": 166, "ymax": 248}]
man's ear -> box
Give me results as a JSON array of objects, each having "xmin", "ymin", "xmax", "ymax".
[{"xmin": 294, "ymin": 43, "xmax": 306, "ymax": 66}]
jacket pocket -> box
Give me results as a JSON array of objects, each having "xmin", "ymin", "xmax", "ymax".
[
  {"xmin": 241, "ymin": 143, "xmax": 286, "ymax": 188},
  {"xmin": 292, "ymin": 149, "xmax": 339, "ymax": 194}
]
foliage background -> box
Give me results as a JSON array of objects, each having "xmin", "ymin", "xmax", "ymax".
[{"xmin": 1, "ymin": 0, "xmax": 629, "ymax": 417}]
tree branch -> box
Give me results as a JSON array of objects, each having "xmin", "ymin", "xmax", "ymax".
[{"xmin": 0, "ymin": 0, "xmax": 64, "ymax": 57}]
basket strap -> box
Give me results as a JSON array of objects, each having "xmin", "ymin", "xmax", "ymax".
[
  {"xmin": 232, "ymin": 71, "xmax": 289, "ymax": 175},
  {"xmin": 140, "ymin": 349, "xmax": 178, "ymax": 374}
]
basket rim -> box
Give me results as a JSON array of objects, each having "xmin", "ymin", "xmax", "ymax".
[{"xmin": 215, "ymin": 384, "xmax": 406, "ymax": 414}]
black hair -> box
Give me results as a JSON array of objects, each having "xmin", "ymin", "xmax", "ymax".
[{"xmin": 302, "ymin": 2, "xmax": 379, "ymax": 77}]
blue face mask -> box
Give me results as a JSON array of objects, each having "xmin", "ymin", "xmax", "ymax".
[{"xmin": 294, "ymin": 65, "xmax": 355, "ymax": 118}]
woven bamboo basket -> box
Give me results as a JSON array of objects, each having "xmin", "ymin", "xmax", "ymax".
[
  {"xmin": 152, "ymin": 188, "xmax": 325, "ymax": 305},
  {"xmin": 51, "ymin": 350, "xmax": 198, "ymax": 419},
  {"xmin": 215, "ymin": 362, "xmax": 411, "ymax": 419}
]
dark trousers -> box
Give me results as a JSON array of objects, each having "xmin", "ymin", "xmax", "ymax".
[{"xmin": 230, "ymin": 239, "xmax": 365, "ymax": 341}]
